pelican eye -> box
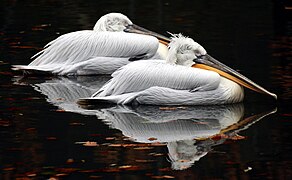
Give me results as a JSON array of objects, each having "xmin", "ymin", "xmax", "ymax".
[
  {"xmin": 179, "ymin": 44, "xmax": 192, "ymax": 53},
  {"xmin": 186, "ymin": 45, "xmax": 192, "ymax": 50}
]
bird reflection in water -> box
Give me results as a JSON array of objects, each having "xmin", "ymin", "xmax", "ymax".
[
  {"xmin": 15, "ymin": 77, "xmax": 277, "ymax": 170},
  {"xmin": 90, "ymin": 105, "xmax": 276, "ymax": 170},
  {"xmin": 13, "ymin": 76, "xmax": 111, "ymax": 115}
]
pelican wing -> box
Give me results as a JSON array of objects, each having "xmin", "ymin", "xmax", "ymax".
[
  {"xmin": 30, "ymin": 31, "xmax": 159, "ymax": 66},
  {"xmin": 13, "ymin": 57, "xmax": 131, "ymax": 75},
  {"xmin": 12, "ymin": 31, "xmax": 160, "ymax": 75},
  {"xmin": 95, "ymin": 60, "xmax": 221, "ymax": 97}
]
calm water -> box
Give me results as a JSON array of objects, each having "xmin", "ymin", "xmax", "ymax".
[{"xmin": 1, "ymin": 0, "xmax": 291, "ymax": 179}]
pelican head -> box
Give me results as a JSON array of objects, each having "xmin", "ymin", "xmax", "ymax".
[
  {"xmin": 167, "ymin": 34, "xmax": 207, "ymax": 66},
  {"xmin": 167, "ymin": 34, "xmax": 277, "ymax": 99},
  {"xmin": 93, "ymin": 13, "xmax": 133, "ymax": 32},
  {"xmin": 93, "ymin": 13, "xmax": 170, "ymax": 44},
  {"xmin": 93, "ymin": 13, "xmax": 170, "ymax": 45}
]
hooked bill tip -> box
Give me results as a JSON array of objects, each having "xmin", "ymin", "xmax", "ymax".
[{"xmin": 272, "ymin": 93, "xmax": 277, "ymax": 100}]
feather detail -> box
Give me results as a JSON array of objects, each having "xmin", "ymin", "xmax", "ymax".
[
  {"xmin": 14, "ymin": 31, "xmax": 160, "ymax": 75},
  {"xmin": 30, "ymin": 31, "xmax": 159, "ymax": 65},
  {"xmin": 95, "ymin": 60, "xmax": 221, "ymax": 97},
  {"xmin": 88, "ymin": 60, "xmax": 244, "ymax": 105}
]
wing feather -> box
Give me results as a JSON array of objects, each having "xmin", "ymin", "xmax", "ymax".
[
  {"xmin": 95, "ymin": 60, "xmax": 221, "ymax": 97},
  {"xmin": 29, "ymin": 31, "xmax": 159, "ymax": 67},
  {"xmin": 13, "ymin": 57, "xmax": 131, "ymax": 75}
]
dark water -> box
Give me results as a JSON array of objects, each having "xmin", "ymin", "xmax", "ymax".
[{"xmin": 0, "ymin": 0, "xmax": 291, "ymax": 179}]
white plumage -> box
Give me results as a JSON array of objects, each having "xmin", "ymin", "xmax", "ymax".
[
  {"xmin": 30, "ymin": 32, "xmax": 159, "ymax": 66},
  {"xmin": 82, "ymin": 35, "xmax": 244, "ymax": 105},
  {"xmin": 12, "ymin": 13, "xmax": 167, "ymax": 75},
  {"xmin": 89, "ymin": 60, "xmax": 243, "ymax": 105},
  {"xmin": 96, "ymin": 60, "xmax": 221, "ymax": 96}
]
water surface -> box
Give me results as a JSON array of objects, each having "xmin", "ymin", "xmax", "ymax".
[{"xmin": 1, "ymin": 0, "xmax": 291, "ymax": 179}]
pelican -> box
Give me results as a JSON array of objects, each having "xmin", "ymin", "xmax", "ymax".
[
  {"xmin": 79, "ymin": 34, "xmax": 277, "ymax": 105},
  {"xmin": 12, "ymin": 13, "xmax": 169, "ymax": 75}
]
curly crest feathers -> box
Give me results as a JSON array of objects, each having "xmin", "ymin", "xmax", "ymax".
[{"xmin": 166, "ymin": 33, "xmax": 198, "ymax": 65}]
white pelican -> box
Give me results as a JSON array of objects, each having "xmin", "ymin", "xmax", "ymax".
[
  {"xmin": 79, "ymin": 34, "xmax": 277, "ymax": 105},
  {"xmin": 12, "ymin": 13, "xmax": 169, "ymax": 75}
]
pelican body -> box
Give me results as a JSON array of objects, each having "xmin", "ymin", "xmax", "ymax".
[
  {"xmin": 79, "ymin": 34, "xmax": 277, "ymax": 105},
  {"xmin": 12, "ymin": 13, "xmax": 169, "ymax": 75}
]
